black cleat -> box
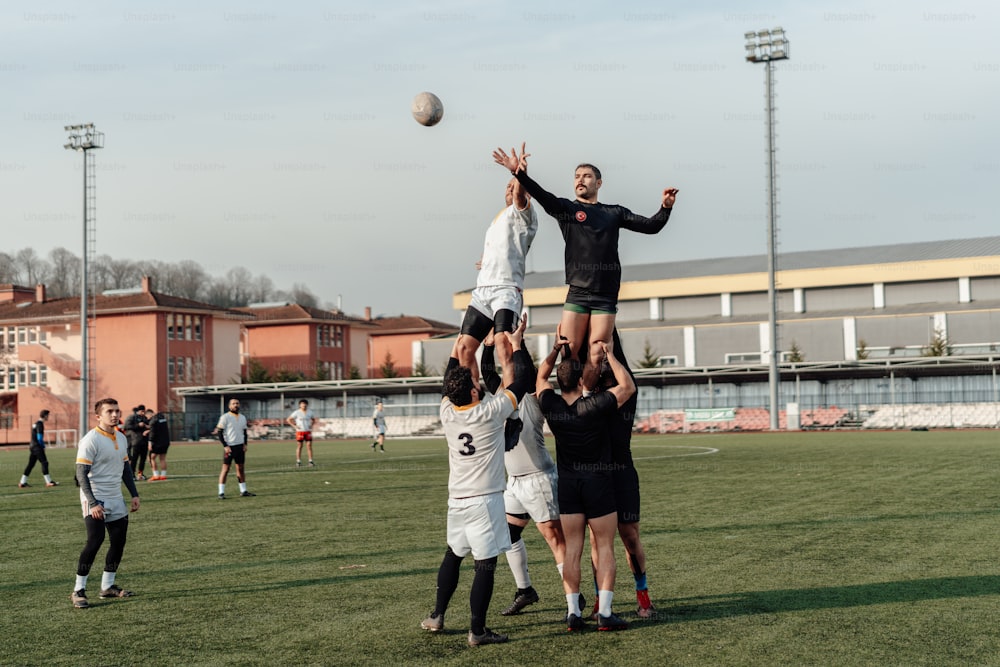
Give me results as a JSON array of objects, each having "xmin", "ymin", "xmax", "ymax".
[
  {"xmin": 597, "ymin": 612, "xmax": 629, "ymax": 631},
  {"xmin": 468, "ymin": 628, "xmax": 508, "ymax": 646},
  {"xmin": 501, "ymin": 587, "xmax": 539, "ymax": 615},
  {"xmin": 240, "ymin": 491, "xmax": 256, "ymax": 497},
  {"xmin": 566, "ymin": 613, "xmax": 586, "ymax": 632}
]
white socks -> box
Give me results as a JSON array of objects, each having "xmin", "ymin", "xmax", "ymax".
[
  {"xmin": 75, "ymin": 575, "xmax": 87, "ymax": 592},
  {"xmin": 239, "ymin": 482, "xmax": 247, "ymax": 493},
  {"xmin": 566, "ymin": 593, "xmax": 582, "ymax": 617},
  {"xmin": 101, "ymin": 571, "xmax": 116, "ymax": 591},
  {"xmin": 598, "ymin": 590, "xmax": 614, "ymax": 617},
  {"xmin": 505, "ymin": 539, "xmax": 531, "ymax": 589}
]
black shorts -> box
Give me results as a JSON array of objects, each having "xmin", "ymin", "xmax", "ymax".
[
  {"xmin": 613, "ymin": 466, "xmax": 641, "ymax": 524},
  {"xmin": 564, "ymin": 286, "xmax": 618, "ymax": 315},
  {"xmin": 150, "ymin": 443, "xmax": 170, "ymax": 455},
  {"xmin": 558, "ymin": 473, "xmax": 616, "ymax": 519},
  {"xmin": 223, "ymin": 445, "xmax": 247, "ymax": 465},
  {"xmin": 460, "ymin": 305, "xmax": 517, "ymax": 340}
]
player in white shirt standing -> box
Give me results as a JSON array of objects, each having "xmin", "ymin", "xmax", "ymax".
[
  {"xmin": 286, "ymin": 399, "xmax": 316, "ymax": 467},
  {"xmin": 71, "ymin": 398, "xmax": 141, "ymax": 609},
  {"xmin": 454, "ymin": 150, "xmax": 538, "ymax": 388},
  {"xmin": 215, "ymin": 398, "xmax": 255, "ymax": 499},
  {"xmin": 421, "ymin": 316, "xmax": 533, "ymax": 647},
  {"xmin": 371, "ymin": 401, "xmax": 386, "ymax": 453}
]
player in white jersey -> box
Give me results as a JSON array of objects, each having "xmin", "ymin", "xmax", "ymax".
[
  {"xmin": 455, "ymin": 154, "xmax": 538, "ymax": 387},
  {"xmin": 480, "ymin": 334, "xmax": 568, "ymax": 617},
  {"xmin": 71, "ymin": 398, "xmax": 141, "ymax": 609},
  {"xmin": 371, "ymin": 402, "xmax": 386, "ymax": 452},
  {"xmin": 421, "ymin": 317, "xmax": 534, "ymax": 647},
  {"xmin": 215, "ymin": 398, "xmax": 255, "ymax": 499},
  {"xmin": 286, "ymin": 399, "xmax": 315, "ymax": 467}
]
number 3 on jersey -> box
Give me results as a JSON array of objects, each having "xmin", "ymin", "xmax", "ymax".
[{"xmin": 458, "ymin": 432, "xmax": 476, "ymax": 456}]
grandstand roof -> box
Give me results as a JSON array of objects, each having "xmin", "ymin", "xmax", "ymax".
[{"xmin": 510, "ymin": 235, "xmax": 1000, "ymax": 291}]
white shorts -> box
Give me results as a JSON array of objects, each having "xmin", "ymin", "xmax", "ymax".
[
  {"xmin": 469, "ymin": 285, "xmax": 523, "ymax": 322},
  {"xmin": 504, "ymin": 468, "xmax": 559, "ymax": 523},
  {"xmin": 446, "ymin": 492, "xmax": 511, "ymax": 560},
  {"xmin": 81, "ymin": 495, "xmax": 129, "ymax": 522}
]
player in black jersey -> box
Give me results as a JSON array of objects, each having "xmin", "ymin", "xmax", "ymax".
[{"xmin": 494, "ymin": 143, "xmax": 678, "ymax": 391}]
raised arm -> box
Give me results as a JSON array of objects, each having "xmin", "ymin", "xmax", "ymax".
[
  {"xmin": 501, "ymin": 315, "xmax": 534, "ymax": 402},
  {"xmin": 619, "ymin": 188, "xmax": 679, "ymax": 235},
  {"xmin": 603, "ymin": 340, "xmax": 636, "ymax": 408},
  {"xmin": 480, "ymin": 332, "xmax": 503, "ymax": 395},
  {"xmin": 536, "ymin": 329, "xmax": 569, "ymax": 396}
]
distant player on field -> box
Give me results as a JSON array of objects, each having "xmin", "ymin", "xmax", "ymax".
[
  {"xmin": 371, "ymin": 401, "xmax": 386, "ymax": 452},
  {"xmin": 421, "ymin": 316, "xmax": 533, "ymax": 646},
  {"xmin": 454, "ymin": 151, "xmax": 538, "ymax": 388},
  {"xmin": 146, "ymin": 408, "xmax": 171, "ymax": 481},
  {"xmin": 287, "ymin": 399, "xmax": 316, "ymax": 467},
  {"xmin": 19, "ymin": 409, "xmax": 58, "ymax": 488},
  {"xmin": 215, "ymin": 398, "xmax": 255, "ymax": 499}
]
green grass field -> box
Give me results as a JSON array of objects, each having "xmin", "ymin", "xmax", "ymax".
[{"xmin": 3, "ymin": 430, "xmax": 1000, "ymax": 666}]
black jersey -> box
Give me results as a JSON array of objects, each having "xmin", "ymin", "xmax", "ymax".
[
  {"xmin": 514, "ymin": 171, "xmax": 671, "ymax": 295},
  {"xmin": 539, "ymin": 389, "xmax": 617, "ymax": 475},
  {"xmin": 31, "ymin": 419, "xmax": 45, "ymax": 447}
]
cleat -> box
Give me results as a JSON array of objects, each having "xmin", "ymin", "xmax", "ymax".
[
  {"xmin": 421, "ymin": 611, "xmax": 444, "ymax": 632},
  {"xmin": 597, "ymin": 613, "xmax": 629, "ymax": 631},
  {"xmin": 501, "ymin": 587, "xmax": 539, "ymax": 616},
  {"xmin": 136, "ymin": 473, "xmax": 146, "ymax": 481},
  {"xmin": 46, "ymin": 481, "xmax": 60, "ymax": 487},
  {"xmin": 636, "ymin": 589, "xmax": 655, "ymax": 618},
  {"xmin": 218, "ymin": 493, "xmax": 226, "ymax": 500},
  {"xmin": 240, "ymin": 491, "xmax": 256, "ymax": 497},
  {"xmin": 100, "ymin": 585, "xmax": 134, "ymax": 598},
  {"xmin": 296, "ymin": 461, "xmax": 302, "ymax": 467},
  {"xmin": 18, "ymin": 483, "xmax": 31, "ymax": 488},
  {"xmin": 71, "ymin": 589, "xmax": 89, "ymax": 608},
  {"xmin": 468, "ymin": 628, "xmax": 508, "ymax": 646},
  {"xmin": 309, "ymin": 461, "xmax": 315, "ymax": 467},
  {"xmin": 566, "ymin": 613, "xmax": 586, "ymax": 632}
]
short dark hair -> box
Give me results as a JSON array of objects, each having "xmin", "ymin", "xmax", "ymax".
[
  {"xmin": 444, "ymin": 366, "xmax": 475, "ymax": 407},
  {"xmin": 94, "ymin": 398, "xmax": 119, "ymax": 414},
  {"xmin": 575, "ymin": 163, "xmax": 601, "ymax": 180},
  {"xmin": 136, "ymin": 404, "xmax": 146, "ymax": 412},
  {"xmin": 39, "ymin": 409, "xmax": 50, "ymax": 419},
  {"xmin": 555, "ymin": 358, "xmax": 584, "ymax": 393},
  {"xmin": 299, "ymin": 399, "xmax": 308, "ymax": 405}
]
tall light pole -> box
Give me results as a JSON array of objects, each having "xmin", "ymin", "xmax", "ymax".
[
  {"xmin": 745, "ymin": 28, "xmax": 789, "ymax": 431},
  {"xmin": 64, "ymin": 123, "xmax": 104, "ymax": 438}
]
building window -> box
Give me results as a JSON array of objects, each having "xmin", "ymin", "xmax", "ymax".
[
  {"xmin": 18, "ymin": 365, "xmax": 27, "ymax": 386},
  {"xmin": 39, "ymin": 365, "xmax": 48, "ymax": 387},
  {"xmin": 335, "ymin": 326, "xmax": 343, "ymax": 348},
  {"xmin": 167, "ymin": 357, "xmax": 175, "ymax": 382},
  {"xmin": 725, "ymin": 353, "xmax": 762, "ymax": 364},
  {"xmin": 167, "ymin": 314, "xmax": 175, "ymax": 340},
  {"xmin": 185, "ymin": 315, "xmax": 193, "ymax": 341},
  {"xmin": 186, "ymin": 356, "xmax": 193, "ymax": 382},
  {"xmin": 17, "ymin": 327, "xmax": 27, "ymax": 345},
  {"xmin": 6, "ymin": 366, "xmax": 14, "ymax": 388},
  {"xmin": 27, "ymin": 328, "xmax": 38, "ymax": 344},
  {"xmin": 194, "ymin": 316, "xmax": 202, "ymax": 341},
  {"xmin": 656, "ymin": 356, "xmax": 679, "ymax": 367}
]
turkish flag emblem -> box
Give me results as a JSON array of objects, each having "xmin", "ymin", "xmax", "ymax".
[{"xmin": 575, "ymin": 211, "xmax": 587, "ymax": 222}]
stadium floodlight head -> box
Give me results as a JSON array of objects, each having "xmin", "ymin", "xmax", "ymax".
[{"xmin": 745, "ymin": 26, "xmax": 790, "ymax": 62}]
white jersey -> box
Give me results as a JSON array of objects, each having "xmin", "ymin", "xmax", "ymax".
[
  {"xmin": 216, "ymin": 411, "xmax": 248, "ymax": 446},
  {"xmin": 372, "ymin": 408, "xmax": 386, "ymax": 429},
  {"xmin": 440, "ymin": 389, "xmax": 518, "ymax": 499},
  {"xmin": 76, "ymin": 427, "xmax": 129, "ymax": 511},
  {"xmin": 476, "ymin": 203, "xmax": 538, "ymax": 289},
  {"xmin": 289, "ymin": 408, "xmax": 314, "ymax": 431},
  {"xmin": 505, "ymin": 393, "xmax": 555, "ymax": 478}
]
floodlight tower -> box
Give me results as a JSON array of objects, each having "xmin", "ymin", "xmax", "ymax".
[
  {"xmin": 64, "ymin": 123, "xmax": 104, "ymax": 438},
  {"xmin": 745, "ymin": 28, "xmax": 789, "ymax": 431}
]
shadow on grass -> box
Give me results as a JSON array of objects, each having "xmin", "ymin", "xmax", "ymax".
[{"xmin": 654, "ymin": 575, "xmax": 1000, "ymax": 622}]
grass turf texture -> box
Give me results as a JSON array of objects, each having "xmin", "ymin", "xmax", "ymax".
[{"xmin": 2, "ymin": 431, "xmax": 1000, "ymax": 666}]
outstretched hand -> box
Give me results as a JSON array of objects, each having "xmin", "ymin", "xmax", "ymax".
[
  {"xmin": 493, "ymin": 142, "xmax": 530, "ymax": 173},
  {"xmin": 662, "ymin": 188, "xmax": 680, "ymax": 208}
]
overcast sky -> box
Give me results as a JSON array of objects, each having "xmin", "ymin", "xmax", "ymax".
[{"xmin": 1, "ymin": 0, "xmax": 996, "ymax": 322}]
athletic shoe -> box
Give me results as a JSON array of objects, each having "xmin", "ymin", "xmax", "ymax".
[
  {"xmin": 296, "ymin": 461, "xmax": 302, "ymax": 467},
  {"xmin": 500, "ymin": 587, "xmax": 539, "ymax": 615},
  {"xmin": 379, "ymin": 448, "xmax": 385, "ymax": 453},
  {"xmin": 18, "ymin": 483, "xmax": 30, "ymax": 488},
  {"xmin": 240, "ymin": 491, "xmax": 256, "ymax": 497},
  {"xmin": 71, "ymin": 589, "xmax": 89, "ymax": 609},
  {"xmin": 420, "ymin": 611, "xmax": 444, "ymax": 632},
  {"xmin": 218, "ymin": 493, "xmax": 226, "ymax": 500},
  {"xmin": 566, "ymin": 613, "xmax": 586, "ymax": 632},
  {"xmin": 46, "ymin": 481, "xmax": 60, "ymax": 487},
  {"xmin": 100, "ymin": 585, "xmax": 134, "ymax": 598},
  {"xmin": 597, "ymin": 613, "xmax": 629, "ymax": 631},
  {"xmin": 136, "ymin": 473, "xmax": 147, "ymax": 481},
  {"xmin": 467, "ymin": 628, "xmax": 508, "ymax": 646},
  {"xmin": 636, "ymin": 589, "xmax": 655, "ymax": 619},
  {"xmin": 309, "ymin": 461, "xmax": 315, "ymax": 467}
]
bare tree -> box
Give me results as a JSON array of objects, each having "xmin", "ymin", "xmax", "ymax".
[
  {"xmin": 0, "ymin": 252, "xmax": 18, "ymax": 283},
  {"xmin": 47, "ymin": 247, "xmax": 81, "ymax": 298},
  {"xmin": 249, "ymin": 274, "xmax": 275, "ymax": 304},
  {"xmin": 15, "ymin": 248, "xmax": 51, "ymax": 286}
]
